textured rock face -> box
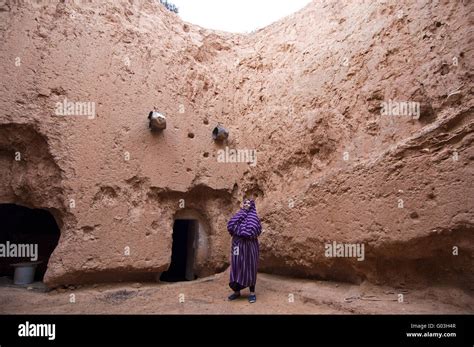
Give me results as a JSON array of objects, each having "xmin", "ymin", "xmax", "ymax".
[{"xmin": 0, "ymin": 0, "xmax": 472, "ymax": 288}]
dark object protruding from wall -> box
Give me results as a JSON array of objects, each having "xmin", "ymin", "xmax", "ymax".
[
  {"xmin": 148, "ymin": 111, "xmax": 166, "ymax": 131},
  {"xmin": 212, "ymin": 124, "xmax": 228, "ymax": 141}
]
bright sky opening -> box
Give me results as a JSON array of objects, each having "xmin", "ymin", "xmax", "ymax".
[{"xmin": 171, "ymin": 0, "xmax": 312, "ymax": 33}]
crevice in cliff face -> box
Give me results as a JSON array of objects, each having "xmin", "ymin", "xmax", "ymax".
[{"xmin": 394, "ymin": 107, "xmax": 474, "ymax": 158}]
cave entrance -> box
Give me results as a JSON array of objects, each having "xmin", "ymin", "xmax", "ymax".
[
  {"xmin": 160, "ymin": 219, "xmax": 197, "ymax": 282},
  {"xmin": 0, "ymin": 204, "xmax": 60, "ymax": 283}
]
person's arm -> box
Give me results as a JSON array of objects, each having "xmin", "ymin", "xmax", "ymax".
[
  {"xmin": 227, "ymin": 209, "xmax": 246, "ymax": 236},
  {"xmin": 234, "ymin": 214, "xmax": 261, "ymax": 239}
]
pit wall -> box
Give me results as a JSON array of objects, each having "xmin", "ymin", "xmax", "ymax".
[{"xmin": 0, "ymin": 0, "xmax": 472, "ymax": 288}]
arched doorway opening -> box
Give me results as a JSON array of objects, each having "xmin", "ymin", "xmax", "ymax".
[
  {"xmin": 0, "ymin": 204, "xmax": 60, "ymax": 283},
  {"xmin": 160, "ymin": 219, "xmax": 198, "ymax": 282},
  {"xmin": 159, "ymin": 208, "xmax": 211, "ymax": 282}
]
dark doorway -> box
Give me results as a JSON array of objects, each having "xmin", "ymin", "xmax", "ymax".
[
  {"xmin": 160, "ymin": 219, "xmax": 197, "ymax": 282},
  {"xmin": 0, "ymin": 204, "xmax": 60, "ymax": 281}
]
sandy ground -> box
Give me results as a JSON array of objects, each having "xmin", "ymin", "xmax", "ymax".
[{"xmin": 0, "ymin": 271, "xmax": 472, "ymax": 314}]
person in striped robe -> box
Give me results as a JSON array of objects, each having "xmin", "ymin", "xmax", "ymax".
[{"xmin": 227, "ymin": 199, "xmax": 262, "ymax": 303}]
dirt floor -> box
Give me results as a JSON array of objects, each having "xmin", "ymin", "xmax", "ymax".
[{"xmin": 0, "ymin": 270, "xmax": 472, "ymax": 314}]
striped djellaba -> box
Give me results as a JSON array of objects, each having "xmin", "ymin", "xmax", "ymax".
[{"xmin": 227, "ymin": 199, "xmax": 262, "ymax": 291}]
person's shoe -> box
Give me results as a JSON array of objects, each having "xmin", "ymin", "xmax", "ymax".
[
  {"xmin": 228, "ymin": 292, "xmax": 241, "ymax": 301},
  {"xmin": 248, "ymin": 294, "xmax": 256, "ymax": 303}
]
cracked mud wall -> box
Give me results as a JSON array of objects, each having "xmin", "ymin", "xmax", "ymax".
[{"xmin": 0, "ymin": 0, "xmax": 472, "ymax": 288}]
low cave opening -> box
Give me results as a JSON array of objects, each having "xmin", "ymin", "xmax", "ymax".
[
  {"xmin": 159, "ymin": 219, "xmax": 198, "ymax": 282},
  {"xmin": 0, "ymin": 203, "xmax": 60, "ymax": 282}
]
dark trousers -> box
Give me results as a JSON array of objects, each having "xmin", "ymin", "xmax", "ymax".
[{"xmin": 229, "ymin": 282, "xmax": 256, "ymax": 292}]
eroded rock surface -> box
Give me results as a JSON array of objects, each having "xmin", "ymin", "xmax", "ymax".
[{"xmin": 0, "ymin": 0, "xmax": 472, "ymax": 288}]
